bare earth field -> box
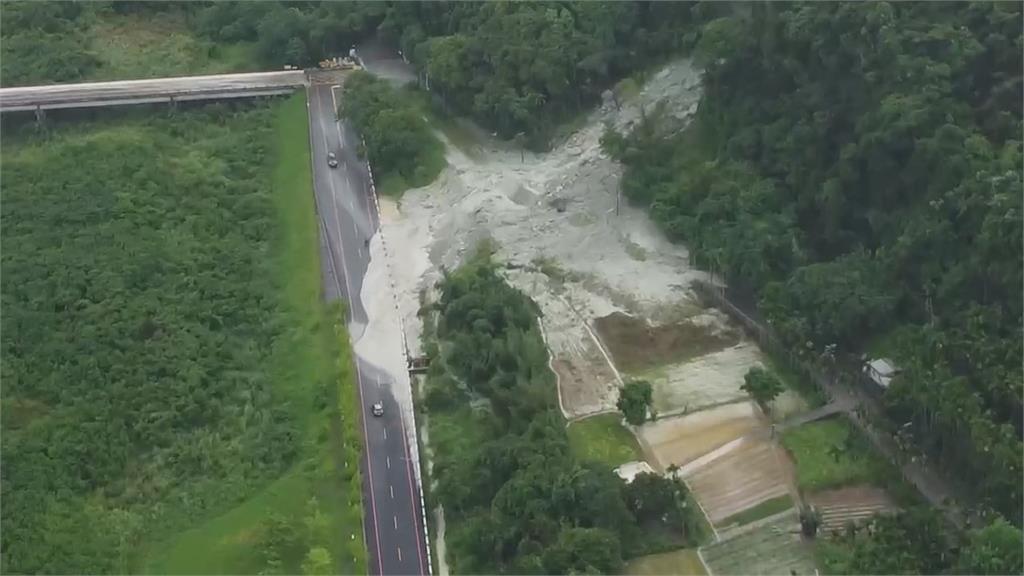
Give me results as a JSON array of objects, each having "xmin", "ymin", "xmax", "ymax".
[
  {"xmin": 700, "ymin": 510, "xmax": 817, "ymax": 576},
  {"xmin": 593, "ymin": 311, "xmax": 739, "ymax": 374},
  {"xmin": 646, "ymin": 342, "xmax": 765, "ymax": 416},
  {"xmin": 513, "ymin": 269, "xmax": 622, "ymax": 419},
  {"xmin": 808, "ymin": 484, "xmax": 896, "ymax": 534},
  {"xmin": 626, "ymin": 548, "xmax": 708, "ymax": 576},
  {"xmin": 680, "ymin": 436, "xmax": 794, "ymax": 527},
  {"xmin": 639, "ymin": 401, "xmax": 763, "ymax": 471}
]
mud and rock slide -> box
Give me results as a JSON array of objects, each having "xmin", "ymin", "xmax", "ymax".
[
  {"xmin": 373, "ymin": 58, "xmax": 813, "ymax": 574},
  {"xmin": 383, "ymin": 59, "xmax": 765, "ymax": 423}
]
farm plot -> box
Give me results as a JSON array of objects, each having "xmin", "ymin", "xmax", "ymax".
[
  {"xmin": 647, "ymin": 342, "xmax": 764, "ymax": 415},
  {"xmin": 639, "ymin": 401, "xmax": 763, "ymax": 470},
  {"xmin": 593, "ymin": 311, "xmax": 740, "ymax": 373},
  {"xmin": 781, "ymin": 417, "xmax": 889, "ymax": 492},
  {"xmin": 808, "ymin": 485, "xmax": 896, "ymax": 534},
  {"xmin": 568, "ymin": 412, "xmax": 643, "ymax": 469},
  {"xmin": 626, "ymin": 548, "xmax": 707, "ymax": 575},
  {"xmin": 700, "ymin": 510, "xmax": 816, "ymax": 575},
  {"xmin": 680, "ymin": 436, "xmax": 793, "ymax": 527},
  {"xmin": 512, "ymin": 272, "xmax": 622, "ymax": 419}
]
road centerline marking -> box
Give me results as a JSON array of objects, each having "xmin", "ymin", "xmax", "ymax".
[{"xmin": 309, "ymin": 86, "xmax": 383, "ymax": 576}]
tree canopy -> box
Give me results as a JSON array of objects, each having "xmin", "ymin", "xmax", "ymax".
[
  {"xmin": 426, "ymin": 250, "xmax": 705, "ymax": 573},
  {"xmin": 378, "ymin": 2, "xmax": 699, "ymax": 145},
  {"xmin": 617, "ymin": 379, "xmax": 654, "ymax": 426},
  {"xmin": 610, "ymin": 1, "xmax": 1023, "ymax": 527},
  {"xmin": 741, "ymin": 367, "xmax": 785, "ymax": 415},
  {"xmin": 339, "ymin": 71, "xmax": 444, "ymax": 193}
]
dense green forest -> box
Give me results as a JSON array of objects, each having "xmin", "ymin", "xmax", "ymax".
[
  {"xmin": 423, "ymin": 248, "xmax": 706, "ymax": 574},
  {"xmin": 0, "ymin": 98, "xmax": 359, "ymax": 574},
  {"xmin": 2, "ymin": 1, "xmax": 700, "ymax": 147},
  {"xmin": 0, "ymin": 1, "xmax": 386, "ymax": 86},
  {"xmin": 374, "ymin": 2, "xmax": 699, "ymax": 144},
  {"xmin": 0, "ymin": 1, "xmax": 258, "ymax": 86},
  {"xmin": 340, "ymin": 71, "xmax": 444, "ymax": 196},
  {"xmin": 604, "ymin": 0, "xmax": 1022, "ymax": 532}
]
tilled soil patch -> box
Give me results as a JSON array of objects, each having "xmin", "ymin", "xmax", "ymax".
[
  {"xmin": 594, "ymin": 311, "xmax": 740, "ymax": 373},
  {"xmin": 682, "ymin": 436, "xmax": 791, "ymax": 526},
  {"xmin": 639, "ymin": 401, "xmax": 763, "ymax": 470},
  {"xmin": 700, "ymin": 509, "xmax": 816, "ymax": 576},
  {"xmin": 807, "ymin": 484, "xmax": 896, "ymax": 534}
]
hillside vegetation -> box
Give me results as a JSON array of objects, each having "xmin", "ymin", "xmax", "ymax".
[
  {"xmin": 0, "ymin": 2, "xmax": 256, "ymax": 86},
  {"xmin": 378, "ymin": 2, "xmax": 699, "ymax": 146},
  {"xmin": 422, "ymin": 248, "xmax": 707, "ymax": 574},
  {"xmin": 1, "ymin": 96, "xmax": 362, "ymax": 574},
  {"xmin": 605, "ymin": 2, "xmax": 1022, "ymax": 529},
  {"xmin": 340, "ymin": 71, "xmax": 444, "ymax": 196}
]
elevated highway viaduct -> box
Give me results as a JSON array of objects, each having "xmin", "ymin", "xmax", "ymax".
[{"xmin": 0, "ymin": 70, "xmax": 307, "ymax": 113}]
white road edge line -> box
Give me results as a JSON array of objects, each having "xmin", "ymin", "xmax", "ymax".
[
  {"xmin": 307, "ymin": 86, "xmax": 382, "ymax": 575},
  {"xmin": 330, "ymin": 85, "xmax": 342, "ymax": 149},
  {"xmin": 359, "ymin": 114, "xmax": 435, "ymax": 573}
]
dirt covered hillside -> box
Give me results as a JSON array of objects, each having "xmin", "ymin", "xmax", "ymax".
[{"xmin": 384, "ymin": 59, "xmax": 765, "ymax": 420}]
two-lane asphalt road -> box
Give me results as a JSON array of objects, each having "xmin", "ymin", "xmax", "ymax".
[{"xmin": 307, "ymin": 82, "xmax": 428, "ymax": 576}]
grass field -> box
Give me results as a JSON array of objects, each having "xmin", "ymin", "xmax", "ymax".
[
  {"xmin": 626, "ymin": 548, "xmax": 708, "ymax": 575},
  {"xmin": 781, "ymin": 417, "xmax": 888, "ymax": 493},
  {"xmin": 143, "ymin": 94, "xmax": 364, "ymax": 574},
  {"xmin": 764, "ymin": 356, "xmax": 826, "ymax": 409},
  {"xmin": 718, "ymin": 494, "xmax": 794, "ymax": 528},
  {"xmin": 87, "ymin": 10, "xmax": 254, "ymax": 82},
  {"xmin": 567, "ymin": 413, "xmax": 644, "ymax": 469}
]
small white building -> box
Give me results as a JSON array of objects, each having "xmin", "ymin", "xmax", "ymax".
[{"xmin": 864, "ymin": 358, "xmax": 899, "ymax": 389}]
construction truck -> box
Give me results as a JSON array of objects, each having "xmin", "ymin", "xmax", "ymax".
[{"xmin": 318, "ymin": 56, "xmax": 361, "ymax": 71}]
